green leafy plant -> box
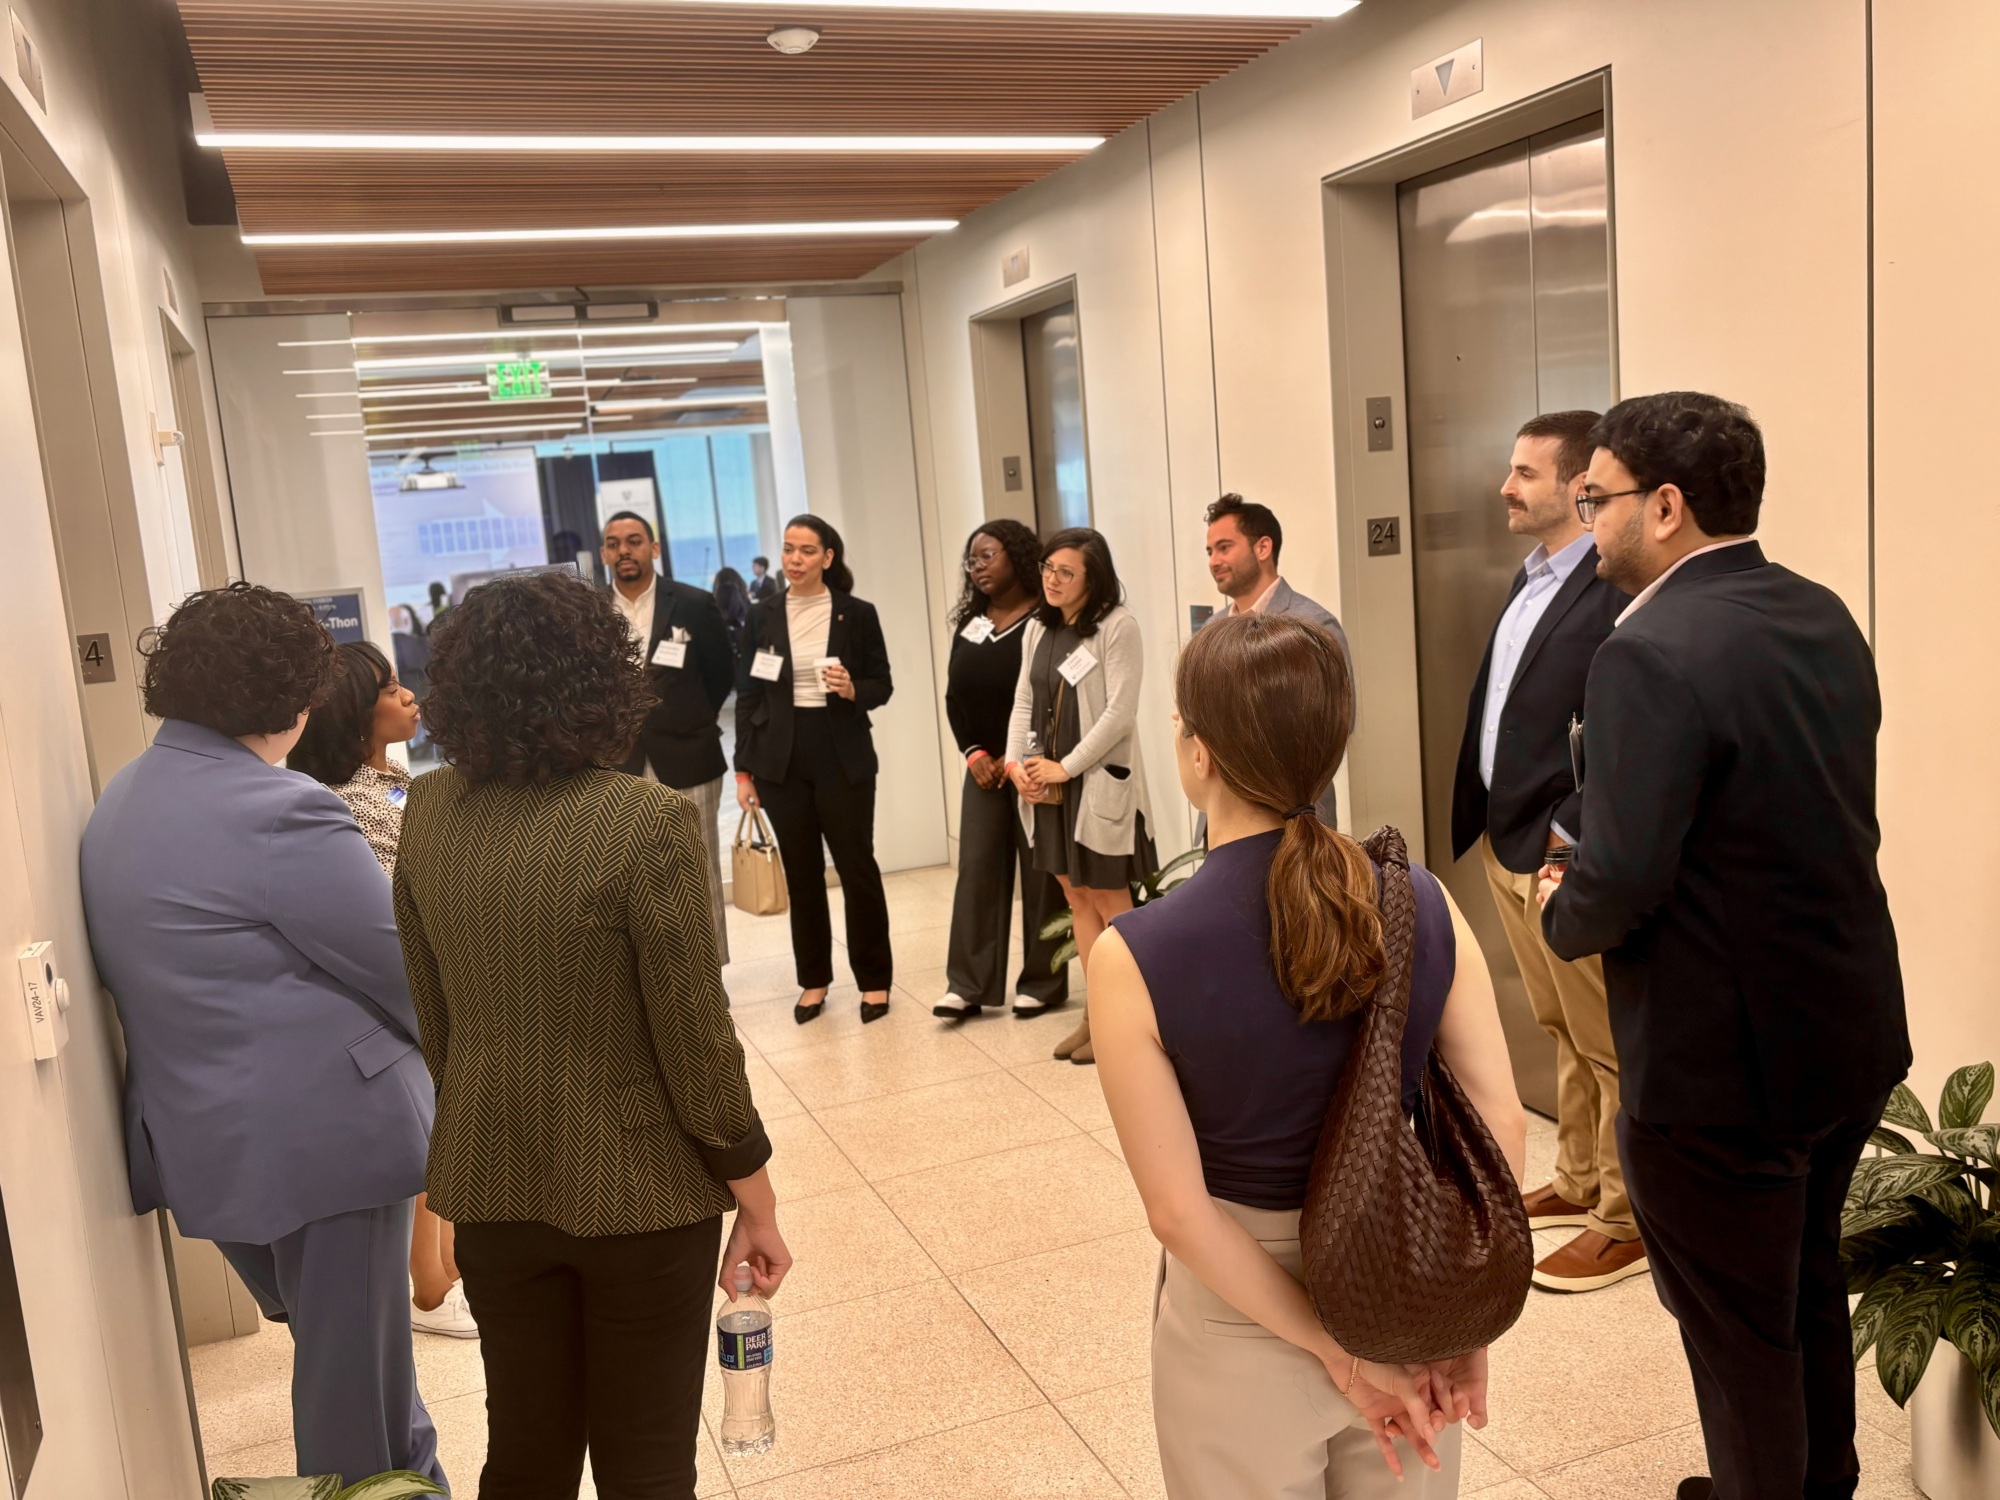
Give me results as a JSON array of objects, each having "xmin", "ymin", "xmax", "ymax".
[
  {"xmin": 211, "ymin": 1472, "xmax": 447, "ymax": 1500},
  {"xmin": 1039, "ymin": 847, "xmax": 1203, "ymax": 971},
  {"xmin": 1843, "ymin": 1062, "xmax": 2000, "ymax": 1439}
]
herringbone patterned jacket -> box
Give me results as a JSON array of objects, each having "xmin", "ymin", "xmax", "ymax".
[{"xmin": 394, "ymin": 766, "xmax": 769, "ymax": 1235}]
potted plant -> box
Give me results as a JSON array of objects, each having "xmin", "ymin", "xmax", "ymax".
[
  {"xmin": 211, "ymin": 1471, "xmax": 447, "ymax": 1500},
  {"xmin": 1038, "ymin": 847, "xmax": 1203, "ymax": 970},
  {"xmin": 1842, "ymin": 1062, "xmax": 2000, "ymax": 1498}
]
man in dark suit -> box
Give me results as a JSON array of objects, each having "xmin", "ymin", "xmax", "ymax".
[
  {"xmin": 1449, "ymin": 410, "xmax": 1641, "ymax": 1295},
  {"xmin": 1541, "ymin": 392, "xmax": 1909, "ymax": 1500},
  {"xmin": 747, "ymin": 554, "xmax": 779, "ymax": 603},
  {"xmin": 602, "ymin": 511, "xmax": 737, "ymax": 962}
]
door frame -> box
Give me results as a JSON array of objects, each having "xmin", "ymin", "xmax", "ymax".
[{"xmin": 1320, "ymin": 70, "xmax": 1618, "ymax": 854}]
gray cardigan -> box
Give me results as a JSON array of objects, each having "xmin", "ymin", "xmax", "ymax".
[{"xmin": 1006, "ymin": 603, "xmax": 1154, "ymax": 858}]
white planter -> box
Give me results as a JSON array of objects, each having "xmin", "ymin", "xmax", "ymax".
[{"xmin": 1911, "ymin": 1345, "xmax": 2000, "ymax": 1500}]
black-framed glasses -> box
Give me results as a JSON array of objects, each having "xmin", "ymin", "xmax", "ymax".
[{"xmin": 1575, "ymin": 486, "xmax": 1653, "ymax": 525}]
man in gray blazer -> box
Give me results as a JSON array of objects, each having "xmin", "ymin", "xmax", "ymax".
[
  {"xmin": 79, "ymin": 583, "xmax": 443, "ymax": 1488},
  {"xmin": 1203, "ymin": 494, "xmax": 1352, "ymax": 825}
]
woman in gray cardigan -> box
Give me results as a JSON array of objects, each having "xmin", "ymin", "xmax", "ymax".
[{"xmin": 1006, "ymin": 527, "xmax": 1156, "ymax": 1065}]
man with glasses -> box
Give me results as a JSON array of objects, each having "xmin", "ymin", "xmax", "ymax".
[
  {"xmin": 1539, "ymin": 392, "xmax": 1909, "ymax": 1500},
  {"xmin": 1448, "ymin": 410, "xmax": 1639, "ymax": 1295},
  {"xmin": 602, "ymin": 510, "xmax": 737, "ymax": 963}
]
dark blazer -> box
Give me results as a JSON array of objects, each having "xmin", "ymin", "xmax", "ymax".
[
  {"xmin": 747, "ymin": 572, "xmax": 780, "ymax": 603},
  {"xmin": 616, "ymin": 579, "xmax": 735, "ymax": 788},
  {"xmin": 734, "ymin": 589, "xmax": 893, "ymax": 785},
  {"xmin": 1542, "ymin": 543, "xmax": 1909, "ymax": 1128},
  {"xmin": 1450, "ymin": 544, "xmax": 1627, "ymax": 872},
  {"xmin": 395, "ymin": 766, "xmax": 769, "ymax": 1236}
]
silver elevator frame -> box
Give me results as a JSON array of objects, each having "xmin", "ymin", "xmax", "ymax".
[{"xmin": 1323, "ymin": 74, "xmax": 1619, "ymax": 1116}]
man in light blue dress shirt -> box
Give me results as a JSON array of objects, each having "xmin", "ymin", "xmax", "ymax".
[{"xmin": 1448, "ymin": 412, "xmax": 1641, "ymax": 1295}]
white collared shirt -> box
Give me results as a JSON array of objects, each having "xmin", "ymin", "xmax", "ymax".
[
  {"xmin": 611, "ymin": 576, "xmax": 657, "ymax": 653},
  {"xmin": 1615, "ymin": 537, "xmax": 1759, "ymax": 626},
  {"xmin": 1227, "ymin": 574, "xmax": 1284, "ymax": 617},
  {"xmin": 1479, "ymin": 531, "xmax": 1596, "ymax": 788}
]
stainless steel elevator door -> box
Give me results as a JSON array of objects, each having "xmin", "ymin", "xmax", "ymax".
[
  {"xmin": 1397, "ymin": 116, "xmax": 1612, "ymax": 1116},
  {"xmin": 1021, "ymin": 301, "xmax": 1091, "ymax": 534}
]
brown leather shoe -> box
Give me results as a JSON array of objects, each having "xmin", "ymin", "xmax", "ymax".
[
  {"xmin": 1521, "ymin": 1182, "xmax": 1593, "ymax": 1230},
  {"xmin": 1532, "ymin": 1229, "xmax": 1649, "ymax": 1293}
]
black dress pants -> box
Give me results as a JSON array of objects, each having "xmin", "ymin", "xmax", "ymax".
[
  {"xmin": 755, "ymin": 708, "xmax": 894, "ymax": 991},
  {"xmin": 1619, "ymin": 1098, "xmax": 1887, "ymax": 1500},
  {"xmin": 455, "ymin": 1215, "xmax": 723, "ymax": 1500},
  {"xmin": 945, "ymin": 768, "xmax": 1069, "ymax": 1007}
]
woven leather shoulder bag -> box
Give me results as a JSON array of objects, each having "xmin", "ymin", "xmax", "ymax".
[{"xmin": 1298, "ymin": 826, "xmax": 1533, "ymax": 1362}]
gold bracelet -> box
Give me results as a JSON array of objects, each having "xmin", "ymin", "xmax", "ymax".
[{"xmin": 1342, "ymin": 1354, "xmax": 1361, "ymax": 1396}]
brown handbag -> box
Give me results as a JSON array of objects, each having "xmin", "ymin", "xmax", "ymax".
[
  {"xmin": 730, "ymin": 809, "xmax": 789, "ymax": 917},
  {"xmin": 1298, "ymin": 826, "xmax": 1533, "ymax": 1362}
]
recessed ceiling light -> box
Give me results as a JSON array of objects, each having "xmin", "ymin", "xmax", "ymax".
[
  {"xmin": 202, "ymin": 132, "xmax": 1100, "ymax": 154},
  {"xmin": 243, "ymin": 220, "xmax": 956, "ymax": 248},
  {"xmin": 767, "ymin": 25, "xmax": 820, "ymax": 54}
]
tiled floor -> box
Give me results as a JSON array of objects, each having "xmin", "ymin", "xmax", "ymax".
[{"xmin": 190, "ymin": 863, "xmax": 1925, "ymax": 1498}]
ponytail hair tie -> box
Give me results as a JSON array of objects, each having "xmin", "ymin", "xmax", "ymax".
[{"xmin": 1284, "ymin": 804, "xmax": 1317, "ymax": 821}]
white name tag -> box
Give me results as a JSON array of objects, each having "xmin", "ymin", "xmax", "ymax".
[
  {"xmin": 960, "ymin": 615, "xmax": 995, "ymax": 644},
  {"xmin": 651, "ymin": 639, "xmax": 688, "ymax": 669},
  {"xmin": 385, "ymin": 785, "xmax": 407, "ymax": 808},
  {"xmin": 1057, "ymin": 646, "xmax": 1099, "ymax": 686},
  {"xmin": 750, "ymin": 649, "xmax": 785, "ymax": 682}
]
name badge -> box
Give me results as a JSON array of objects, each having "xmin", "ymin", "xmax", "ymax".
[
  {"xmin": 652, "ymin": 639, "xmax": 688, "ymax": 669},
  {"xmin": 960, "ymin": 615, "xmax": 995, "ymax": 644},
  {"xmin": 750, "ymin": 649, "xmax": 785, "ymax": 683},
  {"xmin": 385, "ymin": 785, "xmax": 408, "ymax": 808},
  {"xmin": 1057, "ymin": 646, "xmax": 1099, "ymax": 686}
]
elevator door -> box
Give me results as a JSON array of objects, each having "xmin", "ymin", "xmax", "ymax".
[
  {"xmin": 1398, "ymin": 116, "xmax": 1612, "ymax": 1115},
  {"xmin": 1021, "ymin": 300, "xmax": 1091, "ymax": 534}
]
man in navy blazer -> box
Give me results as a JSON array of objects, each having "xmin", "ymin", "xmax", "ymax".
[{"xmin": 80, "ymin": 584, "xmax": 443, "ymax": 1488}]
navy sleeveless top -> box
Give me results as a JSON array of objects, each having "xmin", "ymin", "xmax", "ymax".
[{"xmin": 1110, "ymin": 829, "xmax": 1454, "ymax": 1211}]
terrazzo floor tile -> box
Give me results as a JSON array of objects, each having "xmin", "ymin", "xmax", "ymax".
[
  {"xmin": 205, "ymin": 1437, "xmax": 294, "ymax": 1487},
  {"xmin": 1090, "ymin": 1127, "xmax": 1126, "ymax": 1162},
  {"xmin": 1010, "ymin": 1057, "xmax": 1114, "ymax": 1132},
  {"xmin": 760, "ymin": 1111, "xmax": 866, "ymax": 1203},
  {"xmin": 734, "ymin": 1404, "xmax": 1124, "ymax": 1499},
  {"xmin": 729, "ymin": 984, "xmax": 934, "ymax": 1059},
  {"xmin": 762, "ymin": 1022, "xmax": 999, "ymax": 1110},
  {"xmin": 876, "ymin": 1134, "xmax": 1149, "ymax": 1275},
  {"xmin": 1057, "ymin": 1376, "xmax": 1165, "ymax": 1500},
  {"xmin": 188, "ymin": 1324, "xmax": 297, "ymax": 1455},
  {"xmin": 954, "ymin": 1227, "xmax": 1160, "ymax": 1401},
  {"xmin": 742, "ymin": 1051, "xmax": 807, "ymax": 1121},
  {"xmin": 1465, "ymin": 1482, "xmax": 1555, "ymax": 1500},
  {"xmin": 724, "ymin": 951, "xmax": 814, "ymax": 1006},
  {"xmin": 953, "ymin": 998, "xmax": 1091, "ymax": 1068},
  {"xmin": 814, "ymin": 1068, "xmax": 1076, "ymax": 1180},
  {"xmin": 704, "ymin": 1280, "xmax": 1043, "ymax": 1484},
  {"xmin": 737, "ymin": 1183, "xmax": 941, "ymax": 1318},
  {"xmin": 1462, "ymin": 1431, "xmax": 1523, "ymax": 1493}
]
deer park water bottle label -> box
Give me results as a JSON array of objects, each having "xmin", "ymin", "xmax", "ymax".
[{"xmin": 718, "ymin": 1323, "xmax": 773, "ymax": 1371}]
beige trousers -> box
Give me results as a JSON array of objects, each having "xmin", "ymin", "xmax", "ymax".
[
  {"xmin": 643, "ymin": 768, "xmax": 730, "ymax": 967},
  {"xmin": 1478, "ymin": 835, "xmax": 1631, "ymax": 1238},
  {"xmin": 1151, "ymin": 1198, "xmax": 1463, "ymax": 1499}
]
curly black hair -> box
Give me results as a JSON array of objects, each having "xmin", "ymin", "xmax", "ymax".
[
  {"xmin": 422, "ymin": 571, "xmax": 656, "ymax": 786},
  {"xmin": 289, "ymin": 641, "xmax": 393, "ymax": 787},
  {"xmin": 1589, "ymin": 392, "xmax": 1766, "ymax": 535},
  {"xmin": 140, "ymin": 582, "xmax": 336, "ymax": 737},
  {"xmin": 948, "ymin": 519, "xmax": 1044, "ymax": 633}
]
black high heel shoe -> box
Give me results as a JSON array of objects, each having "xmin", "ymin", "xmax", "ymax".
[
  {"xmin": 794, "ymin": 995, "xmax": 826, "ymax": 1025},
  {"xmin": 859, "ymin": 997, "xmax": 891, "ymax": 1024}
]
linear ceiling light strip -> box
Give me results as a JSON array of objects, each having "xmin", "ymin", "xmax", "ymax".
[
  {"xmin": 352, "ymin": 420, "xmax": 587, "ymax": 442},
  {"xmin": 243, "ymin": 221, "xmax": 955, "ymax": 248},
  {"xmin": 354, "ymin": 343, "xmax": 738, "ymax": 371},
  {"xmin": 635, "ymin": 0, "xmax": 1352, "ymax": 12},
  {"xmin": 350, "ymin": 323, "xmax": 768, "ymax": 346},
  {"xmin": 203, "ymin": 132, "xmax": 1102, "ymax": 153}
]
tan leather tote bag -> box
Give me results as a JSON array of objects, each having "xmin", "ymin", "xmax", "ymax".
[
  {"xmin": 731, "ymin": 808, "xmax": 789, "ymax": 917},
  {"xmin": 1298, "ymin": 826, "xmax": 1533, "ymax": 1361}
]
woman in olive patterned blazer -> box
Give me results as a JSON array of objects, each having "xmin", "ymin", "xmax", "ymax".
[{"xmin": 395, "ymin": 571, "xmax": 791, "ymax": 1499}]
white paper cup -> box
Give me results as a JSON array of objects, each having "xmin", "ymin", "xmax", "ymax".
[{"xmin": 814, "ymin": 656, "xmax": 841, "ymax": 694}]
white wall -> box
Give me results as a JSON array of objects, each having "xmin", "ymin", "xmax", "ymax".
[{"xmin": 787, "ymin": 296, "xmax": 950, "ymax": 874}]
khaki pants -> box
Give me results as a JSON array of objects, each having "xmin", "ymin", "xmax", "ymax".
[
  {"xmin": 642, "ymin": 768, "xmax": 730, "ymax": 967},
  {"xmin": 1479, "ymin": 835, "xmax": 1632, "ymax": 1239},
  {"xmin": 1151, "ymin": 1198, "xmax": 1463, "ymax": 1499}
]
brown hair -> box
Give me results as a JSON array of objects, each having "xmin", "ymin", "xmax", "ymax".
[
  {"xmin": 1175, "ymin": 612, "xmax": 1386, "ymax": 1021},
  {"xmin": 1516, "ymin": 409, "xmax": 1602, "ymax": 485}
]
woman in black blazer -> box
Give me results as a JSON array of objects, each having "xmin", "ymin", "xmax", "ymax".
[{"xmin": 735, "ymin": 514, "xmax": 896, "ymax": 1025}]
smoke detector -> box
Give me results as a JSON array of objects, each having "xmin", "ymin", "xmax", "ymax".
[{"xmin": 767, "ymin": 25, "xmax": 820, "ymax": 55}]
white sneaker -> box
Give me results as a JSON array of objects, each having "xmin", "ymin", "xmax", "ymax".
[
  {"xmin": 411, "ymin": 1283, "xmax": 478, "ymax": 1339},
  {"xmin": 1012, "ymin": 993, "xmax": 1064, "ymax": 1017},
  {"xmin": 931, "ymin": 992, "xmax": 979, "ymax": 1019}
]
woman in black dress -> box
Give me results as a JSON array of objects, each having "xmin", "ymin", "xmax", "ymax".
[
  {"xmin": 934, "ymin": 521, "xmax": 1071, "ymax": 1020},
  {"xmin": 1006, "ymin": 527, "xmax": 1156, "ymax": 1064}
]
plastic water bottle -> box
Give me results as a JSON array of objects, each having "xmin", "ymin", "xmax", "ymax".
[{"xmin": 716, "ymin": 1264, "xmax": 775, "ymax": 1454}]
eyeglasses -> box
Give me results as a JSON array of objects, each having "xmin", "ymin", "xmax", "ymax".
[
  {"xmin": 1575, "ymin": 486, "xmax": 1655, "ymax": 525},
  {"xmin": 1040, "ymin": 561, "xmax": 1080, "ymax": 586},
  {"xmin": 964, "ymin": 549, "xmax": 1005, "ymax": 573}
]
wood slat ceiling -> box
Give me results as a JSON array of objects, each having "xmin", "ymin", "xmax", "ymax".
[{"xmin": 177, "ymin": 0, "xmax": 1323, "ymax": 295}]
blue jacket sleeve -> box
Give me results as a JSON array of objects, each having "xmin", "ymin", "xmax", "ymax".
[{"xmin": 263, "ymin": 780, "xmax": 423, "ymax": 1042}]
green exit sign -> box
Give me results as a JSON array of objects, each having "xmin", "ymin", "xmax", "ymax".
[{"xmin": 486, "ymin": 359, "xmax": 550, "ymax": 401}]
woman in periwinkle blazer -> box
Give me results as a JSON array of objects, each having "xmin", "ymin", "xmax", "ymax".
[
  {"xmin": 396, "ymin": 572, "xmax": 790, "ymax": 1498},
  {"xmin": 79, "ymin": 583, "xmax": 444, "ymax": 1489},
  {"xmin": 734, "ymin": 513, "xmax": 897, "ymax": 1026},
  {"xmin": 1006, "ymin": 526, "xmax": 1156, "ymax": 1066}
]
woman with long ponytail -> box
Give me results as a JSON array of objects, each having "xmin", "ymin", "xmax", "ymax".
[{"xmin": 1087, "ymin": 611, "xmax": 1526, "ymax": 1497}]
